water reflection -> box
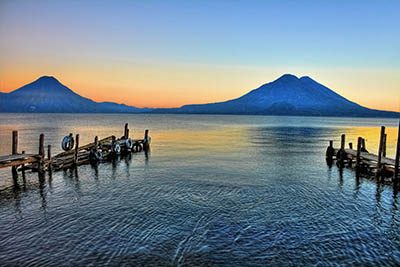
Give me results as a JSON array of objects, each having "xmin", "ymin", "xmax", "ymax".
[{"xmin": 1, "ymin": 114, "xmax": 400, "ymax": 266}]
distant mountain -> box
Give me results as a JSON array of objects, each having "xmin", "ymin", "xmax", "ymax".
[
  {"xmin": 0, "ymin": 76, "xmax": 149, "ymax": 113},
  {"xmin": 153, "ymin": 74, "xmax": 399, "ymax": 117}
]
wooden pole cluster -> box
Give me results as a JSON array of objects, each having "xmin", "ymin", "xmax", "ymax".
[
  {"xmin": 327, "ymin": 121, "xmax": 400, "ymax": 184},
  {"xmin": 1, "ymin": 123, "xmax": 151, "ymax": 177}
]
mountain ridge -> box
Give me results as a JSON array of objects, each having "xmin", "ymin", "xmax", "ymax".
[
  {"xmin": 0, "ymin": 74, "xmax": 398, "ymax": 117},
  {"xmin": 152, "ymin": 74, "xmax": 399, "ymax": 117},
  {"xmin": 0, "ymin": 76, "xmax": 149, "ymax": 113}
]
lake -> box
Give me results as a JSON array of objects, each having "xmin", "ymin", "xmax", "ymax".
[{"xmin": 0, "ymin": 114, "xmax": 399, "ymax": 266}]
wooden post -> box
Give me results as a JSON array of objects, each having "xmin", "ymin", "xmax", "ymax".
[
  {"xmin": 349, "ymin": 142, "xmax": 353, "ymax": 150},
  {"xmin": 143, "ymin": 129, "xmax": 150, "ymax": 150},
  {"xmin": 377, "ymin": 126, "xmax": 385, "ymax": 170},
  {"xmin": 94, "ymin": 136, "xmax": 98, "ymax": 152},
  {"xmin": 124, "ymin": 123, "xmax": 129, "ymax": 139},
  {"xmin": 382, "ymin": 134, "xmax": 387, "ymax": 158},
  {"xmin": 356, "ymin": 137, "xmax": 362, "ymax": 169},
  {"xmin": 74, "ymin": 134, "xmax": 80, "ymax": 165},
  {"xmin": 47, "ymin": 145, "xmax": 52, "ymax": 161},
  {"xmin": 12, "ymin": 131, "xmax": 18, "ymax": 155},
  {"xmin": 394, "ymin": 120, "xmax": 400, "ymax": 181},
  {"xmin": 326, "ymin": 140, "xmax": 334, "ymax": 160},
  {"xmin": 39, "ymin": 134, "xmax": 45, "ymax": 171},
  {"xmin": 361, "ymin": 138, "xmax": 366, "ymax": 151},
  {"xmin": 47, "ymin": 145, "xmax": 52, "ymax": 170},
  {"xmin": 336, "ymin": 134, "xmax": 346, "ymax": 165},
  {"xmin": 341, "ymin": 134, "xmax": 345, "ymax": 150},
  {"xmin": 11, "ymin": 131, "xmax": 18, "ymax": 175},
  {"xmin": 21, "ymin": 150, "xmax": 26, "ymax": 176},
  {"xmin": 111, "ymin": 135, "xmax": 116, "ymax": 153}
]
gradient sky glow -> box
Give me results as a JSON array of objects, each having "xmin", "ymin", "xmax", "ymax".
[{"xmin": 0, "ymin": 0, "xmax": 399, "ymax": 111}]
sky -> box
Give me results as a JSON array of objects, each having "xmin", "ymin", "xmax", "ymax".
[{"xmin": 0, "ymin": 0, "xmax": 399, "ymax": 111}]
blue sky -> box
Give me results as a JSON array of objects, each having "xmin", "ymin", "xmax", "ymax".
[{"xmin": 0, "ymin": 0, "xmax": 399, "ymax": 110}]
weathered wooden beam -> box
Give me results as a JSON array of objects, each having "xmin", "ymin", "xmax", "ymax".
[
  {"xmin": 334, "ymin": 148, "xmax": 396, "ymax": 166},
  {"xmin": 349, "ymin": 142, "xmax": 353, "ymax": 150},
  {"xmin": 0, "ymin": 157, "xmax": 39, "ymax": 168}
]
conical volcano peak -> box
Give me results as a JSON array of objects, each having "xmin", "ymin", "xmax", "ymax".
[
  {"xmin": 274, "ymin": 74, "xmax": 299, "ymax": 83},
  {"xmin": 35, "ymin": 75, "xmax": 61, "ymax": 84}
]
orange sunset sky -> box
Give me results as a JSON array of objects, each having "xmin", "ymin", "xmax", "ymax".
[{"xmin": 0, "ymin": 1, "xmax": 399, "ymax": 111}]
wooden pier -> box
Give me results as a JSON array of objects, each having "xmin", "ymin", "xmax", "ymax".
[
  {"xmin": 0, "ymin": 123, "xmax": 151, "ymax": 177},
  {"xmin": 326, "ymin": 121, "xmax": 400, "ymax": 184}
]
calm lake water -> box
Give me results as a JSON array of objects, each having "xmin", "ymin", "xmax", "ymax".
[{"xmin": 0, "ymin": 114, "xmax": 399, "ymax": 266}]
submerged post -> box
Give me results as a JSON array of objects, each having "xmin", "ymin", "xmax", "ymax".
[
  {"xmin": 12, "ymin": 131, "xmax": 18, "ymax": 155},
  {"xmin": 394, "ymin": 121, "xmax": 400, "ymax": 182},
  {"xmin": 377, "ymin": 126, "xmax": 385, "ymax": 170},
  {"xmin": 74, "ymin": 134, "xmax": 80, "ymax": 165}
]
